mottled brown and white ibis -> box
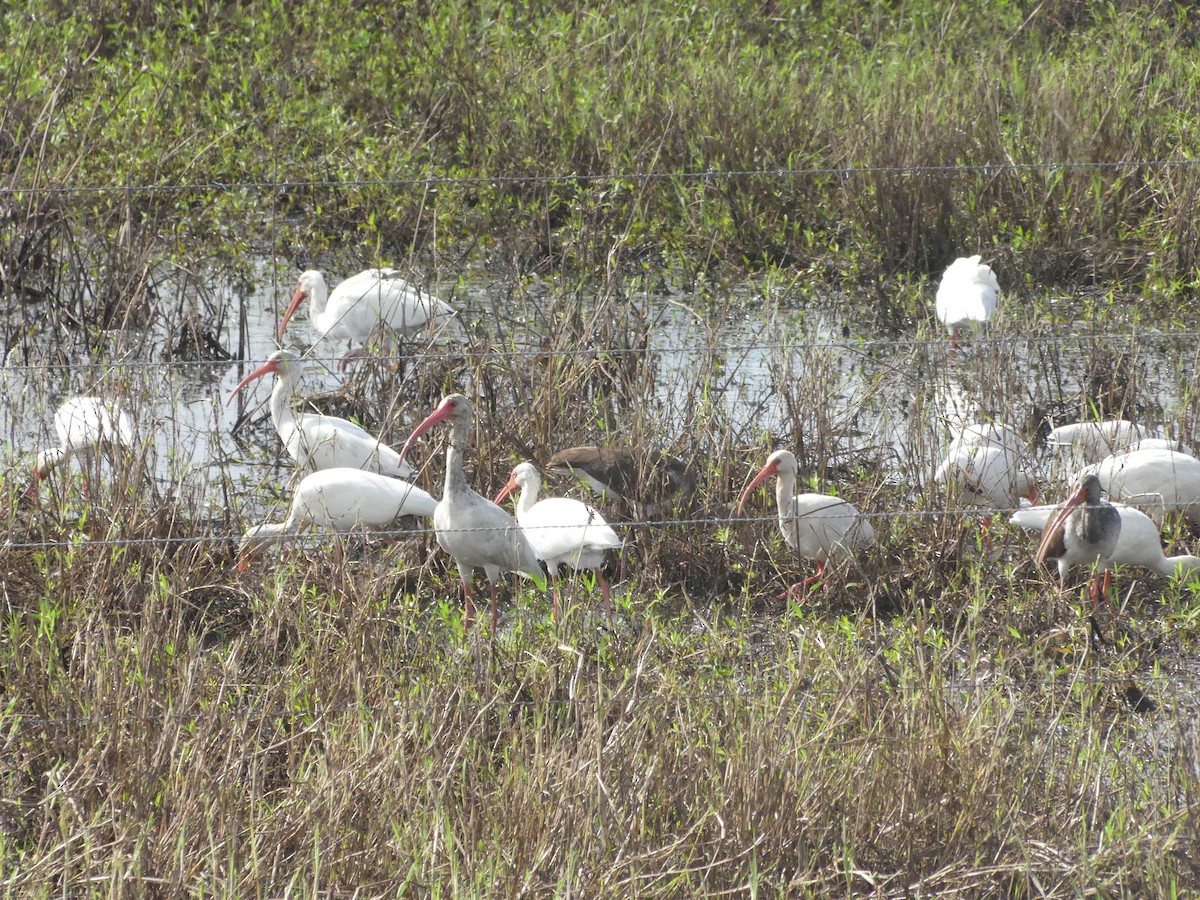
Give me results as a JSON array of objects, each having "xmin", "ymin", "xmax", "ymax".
[
  {"xmin": 30, "ymin": 396, "xmax": 136, "ymax": 498},
  {"xmin": 1082, "ymin": 447, "xmax": 1200, "ymax": 526},
  {"xmin": 935, "ymin": 255, "xmax": 999, "ymax": 349},
  {"xmin": 545, "ymin": 445, "xmax": 697, "ymax": 518},
  {"xmin": 736, "ymin": 449, "xmax": 875, "ymax": 597},
  {"xmin": 278, "ymin": 268, "xmax": 455, "ymax": 368},
  {"xmin": 228, "ymin": 348, "xmax": 414, "ymax": 478},
  {"xmin": 1012, "ymin": 500, "xmax": 1200, "ymax": 581},
  {"xmin": 399, "ymin": 393, "xmax": 544, "ymax": 629},
  {"xmin": 495, "ymin": 461, "xmax": 623, "ymax": 619},
  {"xmin": 238, "ymin": 467, "xmax": 437, "ymax": 571},
  {"xmin": 1034, "ymin": 474, "xmax": 1122, "ymax": 610}
]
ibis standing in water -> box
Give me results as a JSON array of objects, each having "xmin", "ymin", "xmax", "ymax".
[
  {"xmin": 237, "ymin": 468, "xmax": 437, "ymax": 571},
  {"xmin": 1034, "ymin": 474, "xmax": 1122, "ymax": 610},
  {"xmin": 228, "ymin": 348, "xmax": 414, "ymax": 478},
  {"xmin": 495, "ymin": 461, "xmax": 623, "ymax": 619},
  {"xmin": 934, "ymin": 422, "xmax": 1037, "ymax": 547},
  {"xmin": 30, "ymin": 396, "xmax": 136, "ymax": 498},
  {"xmin": 736, "ymin": 449, "xmax": 875, "ymax": 598},
  {"xmin": 934, "ymin": 255, "xmax": 999, "ymax": 350},
  {"xmin": 399, "ymin": 393, "xmax": 543, "ymax": 629},
  {"xmin": 278, "ymin": 268, "xmax": 455, "ymax": 369}
]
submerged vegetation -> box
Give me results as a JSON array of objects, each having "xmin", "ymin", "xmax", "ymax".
[{"xmin": 3, "ymin": 0, "xmax": 1200, "ymax": 895}]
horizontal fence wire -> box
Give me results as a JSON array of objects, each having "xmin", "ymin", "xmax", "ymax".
[
  {"xmin": 4, "ymin": 157, "xmax": 1200, "ymax": 198},
  {"xmin": 0, "ymin": 505, "xmax": 1186, "ymax": 551}
]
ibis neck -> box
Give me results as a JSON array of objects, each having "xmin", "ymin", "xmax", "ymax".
[
  {"xmin": 516, "ymin": 480, "xmax": 540, "ymax": 519},
  {"xmin": 775, "ymin": 470, "xmax": 797, "ymax": 521},
  {"xmin": 444, "ymin": 443, "xmax": 469, "ymax": 499},
  {"xmin": 269, "ymin": 369, "xmax": 300, "ymax": 433}
]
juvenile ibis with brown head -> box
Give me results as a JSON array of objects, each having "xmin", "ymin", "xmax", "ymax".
[
  {"xmin": 736, "ymin": 449, "xmax": 875, "ymax": 597},
  {"xmin": 279, "ymin": 268, "xmax": 456, "ymax": 369},
  {"xmin": 399, "ymin": 393, "xmax": 544, "ymax": 629},
  {"xmin": 544, "ymin": 445, "xmax": 697, "ymax": 519},
  {"xmin": 1012, "ymin": 500, "xmax": 1200, "ymax": 581},
  {"xmin": 1034, "ymin": 473, "xmax": 1122, "ymax": 610},
  {"xmin": 495, "ymin": 461, "xmax": 623, "ymax": 619}
]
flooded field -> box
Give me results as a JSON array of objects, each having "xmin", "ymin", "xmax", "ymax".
[{"xmin": 3, "ymin": 258, "xmax": 1196, "ymax": 548}]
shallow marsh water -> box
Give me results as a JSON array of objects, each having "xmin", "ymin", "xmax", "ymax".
[{"xmin": 2, "ymin": 260, "xmax": 1196, "ymax": 537}]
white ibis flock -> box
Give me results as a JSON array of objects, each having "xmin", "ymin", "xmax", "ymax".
[{"xmin": 27, "ymin": 257, "xmax": 1200, "ymax": 632}]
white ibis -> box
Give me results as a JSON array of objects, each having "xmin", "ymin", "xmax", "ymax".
[
  {"xmin": 278, "ymin": 268, "xmax": 455, "ymax": 368},
  {"xmin": 238, "ymin": 467, "xmax": 437, "ymax": 571},
  {"xmin": 1128, "ymin": 437, "xmax": 1194, "ymax": 455},
  {"xmin": 495, "ymin": 462, "xmax": 623, "ymax": 619},
  {"xmin": 1034, "ymin": 474, "xmax": 1122, "ymax": 610},
  {"xmin": 934, "ymin": 423, "xmax": 1037, "ymax": 546},
  {"xmin": 736, "ymin": 449, "xmax": 875, "ymax": 597},
  {"xmin": 1047, "ymin": 419, "xmax": 1152, "ymax": 464},
  {"xmin": 1081, "ymin": 447, "xmax": 1200, "ymax": 526},
  {"xmin": 544, "ymin": 445, "xmax": 697, "ymax": 518},
  {"xmin": 30, "ymin": 396, "xmax": 136, "ymax": 497},
  {"xmin": 398, "ymin": 393, "xmax": 543, "ymax": 629},
  {"xmin": 934, "ymin": 255, "xmax": 999, "ymax": 349},
  {"xmin": 1012, "ymin": 500, "xmax": 1200, "ymax": 581},
  {"xmin": 228, "ymin": 348, "xmax": 414, "ymax": 478}
]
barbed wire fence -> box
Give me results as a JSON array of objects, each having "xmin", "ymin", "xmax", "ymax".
[{"xmin": 3, "ymin": 160, "xmax": 1199, "ymax": 553}]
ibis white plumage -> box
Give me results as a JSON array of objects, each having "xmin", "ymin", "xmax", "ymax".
[
  {"xmin": 934, "ymin": 422, "xmax": 1037, "ymax": 546},
  {"xmin": 278, "ymin": 268, "xmax": 455, "ymax": 368},
  {"xmin": 934, "ymin": 255, "xmax": 999, "ymax": 348},
  {"xmin": 228, "ymin": 348, "xmax": 414, "ymax": 478},
  {"xmin": 495, "ymin": 461, "xmax": 623, "ymax": 618},
  {"xmin": 237, "ymin": 467, "xmax": 437, "ymax": 571},
  {"xmin": 1080, "ymin": 447, "xmax": 1200, "ymax": 526},
  {"xmin": 399, "ymin": 393, "xmax": 544, "ymax": 629},
  {"xmin": 30, "ymin": 396, "xmax": 136, "ymax": 497},
  {"xmin": 736, "ymin": 449, "xmax": 875, "ymax": 597}
]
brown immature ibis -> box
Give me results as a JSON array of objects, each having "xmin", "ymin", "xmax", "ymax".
[
  {"xmin": 545, "ymin": 445, "xmax": 697, "ymax": 519},
  {"xmin": 1034, "ymin": 474, "xmax": 1122, "ymax": 610},
  {"xmin": 736, "ymin": 449, "xmax": 875, "ymax": 598},
  {"xmin": 399, "ymin": 393, "xmax": 544, "ymax": 630}
]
